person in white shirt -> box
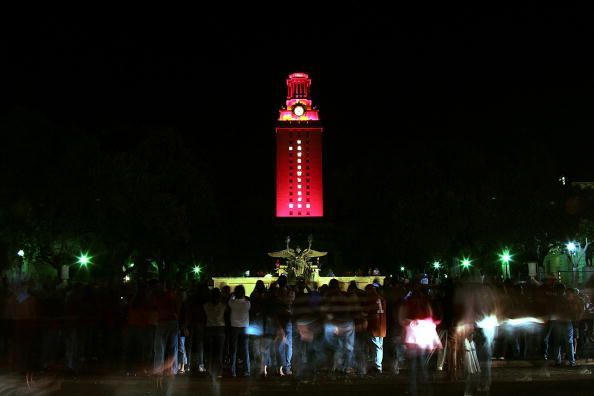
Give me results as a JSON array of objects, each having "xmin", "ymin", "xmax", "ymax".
[{"xmin": 228, "ymin": 285, "xmax": 251, "ymax": 376}]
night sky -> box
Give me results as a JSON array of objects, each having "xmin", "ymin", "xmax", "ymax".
[{"xmin": 1, "ymin": 5, "xmax": 593, "ymax": 274}]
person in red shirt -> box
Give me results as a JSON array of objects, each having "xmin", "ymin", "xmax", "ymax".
[{"xmin": 152, "ymin": 282, "xmax": 181, "ymax": 377}]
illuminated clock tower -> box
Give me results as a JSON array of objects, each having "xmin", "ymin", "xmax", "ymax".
[{"xmin": 276, "ymin": 72, "xmax": 323, "ymax": 217}]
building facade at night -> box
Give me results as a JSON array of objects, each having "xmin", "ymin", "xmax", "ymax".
[{"xmin": 275, "ymin": 73, "xmax": 324, "ymax": 217}]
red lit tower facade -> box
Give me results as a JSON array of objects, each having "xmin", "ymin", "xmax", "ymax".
[{"xmin": 275, "ymin": 73, "xmax": 324, "ymax": 218}]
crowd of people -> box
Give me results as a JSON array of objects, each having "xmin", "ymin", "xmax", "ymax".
[{"xmin": 1, "ymin": 272, "xmax": 594, "ymax": 393}]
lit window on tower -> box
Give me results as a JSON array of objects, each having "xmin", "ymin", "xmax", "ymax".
[{"xmin": 289, "ymin": 146, "xmax": 293, "ymax": 151}]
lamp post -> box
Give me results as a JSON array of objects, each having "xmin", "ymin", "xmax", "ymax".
[
  {"xmin": 17, "ymin": 249, "xmax": 26, "ymax": 277},
  {"xmin": 498, "ymin": 249, "xmax": 512, "ymax": 279},
  {"xmin": 566, "ymin": 241, "xmax": 578, "ymax": 286},
  {"xmin": 192, "ymin": 264, "xmax": 202, "ymax": 279}
]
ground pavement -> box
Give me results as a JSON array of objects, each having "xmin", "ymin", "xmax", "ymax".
[{"xmin": 1, "ymin": 360, "xmax": 593, "ymax": 396}]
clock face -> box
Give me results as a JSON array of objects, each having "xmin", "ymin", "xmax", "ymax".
[{"xmin": 293, "ymin": 105, "xmax": 305, "ymax": 117}]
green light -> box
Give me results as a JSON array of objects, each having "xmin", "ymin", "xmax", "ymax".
[
  {"xmin": 400, "ymin": 266, "xmax": 405, "ymax": 272},
  {"xmin": 461, "ymin": 258, "xmax": 472, "ymax": 269},
  {"xmin": 433, "ymin": 261, "xmax": 441, "ymax": 270},
  {"xmin": 192, "ymin": 265, "xmax": 202, "ymax": 277},
  {"xmin": 498, "ymin": 249, "xmax": 512, "ymax": 264},
  {"xmin": 77, "ymin": 252, "xmax": 92, "ymax": 267},
  {"xmin": 17, "ymin": 249, "xmax": 25, "ymax": 257},
  {"xmin": 499, "ymin": 249, "xmax": 512, "ymax": 279}
]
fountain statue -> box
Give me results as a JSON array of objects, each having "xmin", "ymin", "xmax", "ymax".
[
  {"xmin": 268, "ymin": 235, "xmax": 327, "ymax": 282},
  {"xmin": 212, "ymin": 234, "xmax": 383, "ymax": 295}
]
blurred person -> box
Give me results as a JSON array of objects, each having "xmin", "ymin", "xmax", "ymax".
[
  {"xmin": 204, "ymin": 288, "xmax": 227, "ymax": 379},
  {"xmin": 434, "ymin": 279, "xmax": 454, "ymax": 372},
  {"xmin": 228, "ymin": 285, "xmax": 251, "ymax": 377},
  {"xmin": 575, "ymin": 289, "xmax": 594, "ymax": 360},
  {"xmin": 365, "ymin": 284, "xmax": 387, "ymax": 375},
  {"xmin": 0, "ymin": 276, "xmax": 10, "ymax": 359},
  {"xmin": 221, "ymin": 285, "xmax": 232, "ymax": 369},
  {"xmin": 565, "ymin": 288, "xmax": 583, "ymax": 359},
  {"xmin": 249, "ymin": 280, "xmax": 267, "ymax": 374},
  {"xmin": 260, "ymin": 282, "xmax": 282, "ymax": 377},
  {"xmin": 550, "ymin": 283, "xmax": 576, "ymax": 367},
  {"xmin": 187, "ymin": 283, "xmax": 208, "ymax": 373},
  {"xmin": 121, "ymin": 284, "xmax": 153, "ymax": 376},
  {"xmin": 39, "ymin": 281, "xmax": 63, "ymax": 371},
  {"xmin": 64, "ymin": 283, "xmax": 84, "ymax": 373},
  {"xmin": 539, "ymin": 275, "xmax": 557, "ymax": 361},
  {"xmin": 463, "ymin": 329, "xmax": 481, "ymax": 396},
  {"xmin": 453, "ymin": 271, "xmax": 498, "ymax": 390},
  {"xmin": 400, "ymin": 278, "xmax": 441, "ymax": 396},
  {"xmin": 273, "ymin": 275, "xmax": 295, "ymax": 375},
  {"xmin": 493, "ymin": 279, "xmax": 523, "ymax": 360},
  {"xmin": 387, "ymin": 281, "xmax": 408, "ymax": 375},
  {"xmin": 293, "ymin": 279, "xmax": 323, "ymax": 380},
  {"xmin": 178, "ymin": 288, "xmax": 190, "ymax": 374},
  {"xmin": 152, "ymin": 281, "xmax": 181, "ymax": 376},
  {"xmin": 323, "ymin": 279, "xmax": 356, "ymax": 376},
  {"xmin": 6, "ymin": 281, "xmax": 39, "ymax": 387},
  {"xmin": 347, "ymin": 281, "xmax": 368, "ymax": 376}
]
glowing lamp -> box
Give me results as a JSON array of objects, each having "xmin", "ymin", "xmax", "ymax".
[
  {"xmin": 498, "ymin": 249, "xmax": 512, "ymax": 264},
  {"xmin": 192, "ymin": 265, "xmax": 202, "ymax": 277},
  {"xmin": 77, "ymin": 252, "xmax": 92, "ymax": 267},
  {"xmin": 432, "ymin": 261, "xmax": 441, "ymax": 270},
  {"xmin": 498, "ymin": 249, "xmax": 512, "ymax": 279},
  {"xmin": 461, "ymin": 258, "xmax": 471, "ymax": 270},
  {"xmin": 566, "ymin": 242, "xmax": 577, "ymax": 253},
  {"xmin": 17, "ymin": 249, "xmax": 25, "ymax": 257},
  {"xmin": 400, "ymin": 266, "xmax": 405, "ymax": 272}
]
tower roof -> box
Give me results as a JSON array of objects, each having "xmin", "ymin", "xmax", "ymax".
[{"xmin": 279, "ymin": 72, "xmax": 319, "ymax": 121}]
